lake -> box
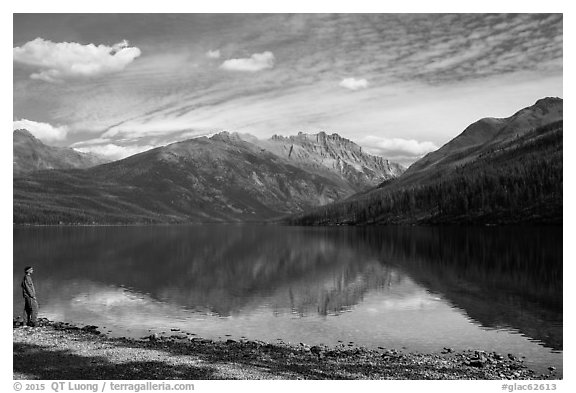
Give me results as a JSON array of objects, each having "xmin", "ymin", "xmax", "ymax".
[{"xmin": 13, "ymin": 224, "xmax": 562, "ymax": 375}]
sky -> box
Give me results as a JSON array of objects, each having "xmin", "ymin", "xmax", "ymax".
[{"xmin": 13, "ymin": 13, "xmax": 563, "ymax": 165}]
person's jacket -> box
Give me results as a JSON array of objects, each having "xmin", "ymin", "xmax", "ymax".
[{"xmin": 21, "ymin": 275, "xmax": 36, "ymax": 299}]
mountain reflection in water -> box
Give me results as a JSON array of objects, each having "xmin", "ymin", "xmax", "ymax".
[{"xmin": 14, "ymin": 225, "xmax": 561, "ymax": 354}]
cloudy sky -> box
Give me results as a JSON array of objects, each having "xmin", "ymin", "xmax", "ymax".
[{"xmin": 13, "ymin": 14, "xmax": 563, "ymax": 164}]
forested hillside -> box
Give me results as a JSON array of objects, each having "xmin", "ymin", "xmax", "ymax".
[{"xmin": 286, "ymin": 120, "xmax": 562, "ymax": 225}]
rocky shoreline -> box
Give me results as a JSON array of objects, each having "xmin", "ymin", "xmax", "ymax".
[{"xmin": 13, "ymin": 318, "xmax": 559, "ymax": 380}]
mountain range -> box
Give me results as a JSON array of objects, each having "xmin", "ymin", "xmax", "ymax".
[
  {"xmin": 13, "ymin": 97, "xmax": 562, "ymax": 225},
  {"xmin": 287, "ymin": 97, "xmax": 563, "ymax": 225},
  {"xmin": 13, "ymin": 130, "xmax": 403, "ymax": 224},
  {"xmin": 245, "ymin": 131, "xmax": 404, "ymax": 189},
  {"xmin": 13, "ymin": 129, "xmax": 109, "ymax": 175},
  {"xmin": 402, "ymin": 97, "xmax": 563, "ymax": 183}
]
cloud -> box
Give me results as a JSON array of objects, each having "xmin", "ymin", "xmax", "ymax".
[
  {"xmin": 12, "ymin": 14, "xmax": 563, "ymax": 163},
  {"xmin": 13, "ymin": 38, "xmax": 141, "ymax": 82},
  {"xmin": 360, "ymin": 136, "xmax": 438, "ymax": 163},
  {"xmin": 74, "ymin": 143, "xmax": 155, "ymax": 160},
  {"xmin": 220, "ymin": 51, "xmax": 275, "ymax": 72},
  {"xmin": 339, "ymin": 78, "xmax": 368, "ymax": 90},
  {"xmin": 13, "ymin": 119, "xmax": 68, "ymax": 141},
  {"xmin": 206, "ymin": 49, "xmax": 221, "ymax": 59}
]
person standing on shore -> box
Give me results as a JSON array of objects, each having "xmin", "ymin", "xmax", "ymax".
[{"xmin": 21, "ymin": 266, "xmax": 38, "ymax": 327}]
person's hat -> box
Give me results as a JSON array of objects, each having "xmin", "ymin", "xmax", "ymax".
[{"xmin": 24, "ymin": 266, "xmax": 33, "ymax": 273}]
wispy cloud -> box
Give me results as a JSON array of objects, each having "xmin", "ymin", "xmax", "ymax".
[
  {"xmin": 13, "ymin": 119, "xmax": 69, "ymax": 141},
  {"xmin": 74, "ymin": 143, "xmax": 156, "ymax": 160},
  {"xmin": 220, "ymin": 51, "xmax": 275, "ymax": 72},
  {"xmin": 13, "ymin": 38, "xmax": 141, "ymax": 82},
  {"xmin": 80, "ymin": 73, "xmax": 562, "ymax": 165},
  {"xmin": 13, "ymin": 14, "xmax": 563, "ymax": 165},
  {"xmin": 339, "ymin": 78, "xmax": 368, "ymax": 90},
  {"xmin": 206, "ymin": 49, "xmax": 221, "ymax": 59},
  {"xmin": 359, "ymin": 135, "xmax": 438, "ymax": 164}
]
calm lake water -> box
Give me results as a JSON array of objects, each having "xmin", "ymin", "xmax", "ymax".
[{"xmin": 13, "ymin": 224, "xmax": 562, "ymax": 375}]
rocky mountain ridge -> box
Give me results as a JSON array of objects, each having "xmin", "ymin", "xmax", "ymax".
[
  {"xmin": 13, "ymin": 129, "xmax": 109, "ymax": 175},
  {"xmin": 14, "ymin": 130, "xmax": 403, "ymax": 224},
  {"xmin": 253, "ymin": 131, "xmax": 404, "ymax": 190}
]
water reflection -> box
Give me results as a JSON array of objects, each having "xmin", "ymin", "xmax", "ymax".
[
  {"xmin": 361, "ymin": 226, "xmax": 562, "ymax": 351},
  {"xmin": 13, "ymin": 224, "xmax": 562, "ymax": 354}
]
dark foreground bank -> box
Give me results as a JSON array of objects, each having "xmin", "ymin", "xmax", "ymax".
[{"xmin": 13, "ymin": 319, "xmax": 559, "ymax": 380}]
